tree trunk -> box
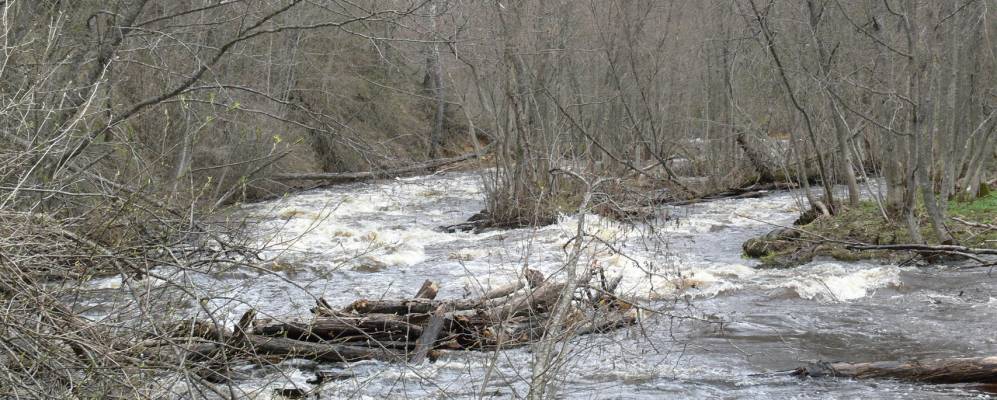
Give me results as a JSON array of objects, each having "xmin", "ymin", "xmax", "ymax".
[
  {"xmin": 907, "ymin": 1, "xmax": 953, "ymax": 244},
  {"xmin": 806, "ymin": 0, "xmax": 860, "ymax": 207},
  {"xmin": 747, "ymin": 0, "xmax": 836, "ymax": 211},
  {"xmin": 426, "ymin": 0, "xmax": 446, "ymax": 159}
]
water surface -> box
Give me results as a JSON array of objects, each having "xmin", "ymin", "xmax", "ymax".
[{"xmin": 95, "ymin": 172, "xmax": 997, "ymax": 399}]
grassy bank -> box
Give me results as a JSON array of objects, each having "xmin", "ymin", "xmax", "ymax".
[{"xmin": 744, "ymin": 192, "xmax": 997, "ymax": 267}]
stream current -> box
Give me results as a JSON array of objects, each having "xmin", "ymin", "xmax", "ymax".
[{"xmin": 93, "ymin": 171, "xmax": 997, "ymax": 399}]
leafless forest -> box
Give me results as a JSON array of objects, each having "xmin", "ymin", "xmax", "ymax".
[{"xmin": 1, "ymin": 0, "xmax": 995, "ymax": 399}]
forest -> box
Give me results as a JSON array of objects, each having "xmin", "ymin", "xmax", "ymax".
[{"xmin": 0, "ymin": 0, "xmax": 995, "ymax": 398}]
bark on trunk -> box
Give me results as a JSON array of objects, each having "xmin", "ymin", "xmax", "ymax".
[
  {"xmin": 736, "ymin": 131, "xmax": 822, "ymax": 184},
  {"xmin": 414, "ymin": 279, "xmax": 439, "ymax": 300},
  {"xmin": 245, "ymin": 335, "xmax": 404, "ymax": 363}
]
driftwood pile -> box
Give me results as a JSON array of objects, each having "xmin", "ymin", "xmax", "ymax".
[{"xmin": 150, "ymin": 269, "xmax": 637, "ymax": 381}]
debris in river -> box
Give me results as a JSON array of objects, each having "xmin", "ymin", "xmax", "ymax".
[
  {"xmin": 150, "ymin": 268, "xmax": 637, "ymax": 382},
  {"xmin": 792, "ymin": 357, "xmax": 997, "ymax": 384}
]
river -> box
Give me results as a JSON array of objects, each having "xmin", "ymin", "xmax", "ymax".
[{"xmin": 93, "ymin": 171, "xmax": 997, "ymax": 399}]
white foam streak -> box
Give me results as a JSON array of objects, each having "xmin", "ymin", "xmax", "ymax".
[{"xmin": 765, "ymin": 263, "xmax": 902, "ymax": 302}]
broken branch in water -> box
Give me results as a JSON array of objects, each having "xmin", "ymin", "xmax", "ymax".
[
  {"xmin": 145, "ymin": 268, "xmax": 638, "ymax": 382},
  {"xmin": 792, "ymin": 357, "xmax": 997, "ymax": 384}
]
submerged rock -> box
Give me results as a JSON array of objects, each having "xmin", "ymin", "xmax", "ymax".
[
  {"xmin": 743, "ymin": 228, "xmax": 800, "ymax": 257},
  {"xmin": 708, "ymin": 224, "xmax": 727, "ymax": 233},
  {"xmin": 352, "ymin": 259, "xmax": 389, "ymax": 273}
]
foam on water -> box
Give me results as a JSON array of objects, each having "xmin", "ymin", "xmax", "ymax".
[
  {"xmin": 249, "ymin": 175, "xmax": 812, "ymax": 308},
  {"xmin": 762, "ymin": 262, "xmax": 904, "ymax": 302},
  {"xmin": 78, "ymin": 173, "xmax": 990, "ymax": 399},
  {"xmin": 251, "ymin": 178, "xmax": 480, "ymax": 269}
]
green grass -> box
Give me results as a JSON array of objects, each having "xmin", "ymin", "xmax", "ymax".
[
  {"xmin": 807, "ymin": 191, "xmax": 996, "ymax": 249},
  {"xmin": 747, "ymin": 191, "xmax": 996, "ymax": 265},
  {"xmin": 948, "ymin": 191, "xmax": 996, "ymax": 223},
  {"xmin": 808, "ymin": 201, "xmax": 918, "ymax": 246}
]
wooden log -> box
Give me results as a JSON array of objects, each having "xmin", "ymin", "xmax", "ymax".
[
  {"xmin": 572, "ymin": 310, "xmax": 638, "ymax": 336},
  {"xmin": 134, "ymin": 341, "xmax": 221, "ymax": 364},
  {"xmin": 792, "ymin": 357, "xmax": 997, "ymax": 384},
  {"xmin": 475, "ymin": 308, "xmax": 625, "ymax": 349},
  {"xmin": 590, "ymin": 274, "xmax": 624, "ymax": 307},
  {"xmin": 479, "ymin": 280, "xmax": 525, "ymax": 301},
  {"xmin": 169, "ymin": 270, "xmax": 634, "ymax": 370},
  {"xmin": 524, "ymin": 268, "xmax": 545, "ymax": 289},
  {"xmin": 245, "ymin": 335, "xmax": 403, "ymax": 363},
  {"xmin": 238, "ymin": 311, "xmax": 394, "ymax": 363},
  {"xmin": 272, "ymin": 388, "xmax": 308, "ymax": 399},
  {"xmin": 663, "ymin": 182, "xmax": 798, "ymax": 206},
  {"xmin": 344, "ymin": 298, "xmax": 483, "ymax": 315},
  {"xmin": 167, "ymin": 318, "xmax": 225, "ymax": 341},
  {"xmin": 639, "ymin": 181, "xmax": 796, "ymax": 208},
  {"xmin": 409, "ymin": 306, "xmax": 447, "ymax": 364},
  {"xmin": 479, "ymin": 268, "xmax": 542, "ymax": 300},
  {"xmin": 487, "ymin": 282, "xmax": 566, "ymax": 322},
  {"xmin": 737, "ymin": 131, "xmax": 790, "ymax": 183},
  {"xmin": 736, "ymin": 131, "xmax": 827, "ymax": 184},
  {"xmin": 332, "ymin": 339, "xmax": 416, "ymax": 350},
  {"xmin": 140, "ymin": 271, "xmax": 640, "ymax": 372},
  {"xmin": 254, "ymin": 315, "xmax": 424, "ymax": 341},
  {"xmin": 844, "ymin": 243, "xmax": 997, "ymax": 256},
  {"xmin": 953, "ymin": 217, "xmax": 997, "ymax": 231},
  {"xmin": 414, "ymin": 280, "xmax": 439, "ymax": 300},
  {"xmin": 310, "ymin": 297, "xmax": 337, "ymax": 316},
  {"xmin": 307, "ymin": 370, "xmax": 355, "ymax": 384},
  {"xmin": 474, "ymin": 317, "xmax": 547, "ymax": 349},
  {"xmin": 271, "ymin": 151, "xmax": 482, "ymax": 182},
  {"xmin": 437, "ymin": 220, "xmax": 484, "ymax": 233}
]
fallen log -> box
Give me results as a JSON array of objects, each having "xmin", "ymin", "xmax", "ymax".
[
  {"xmin": 343, "ymin": 298, "xmax": 483, "ymax": 315},
  {"xmin": 310, "ymin": 297, "xmax": 337, "ymax": 317},
  {"xmin": 254, "ymin": 314, "xmax": 424, "ymax": 342},
  {"xmin": 572, "ymin": 309, "xmax": 638, "ymax": 336},
  {"xmin": 134, "ymin": 341, "xmax": 221, "ymax": 364},
  {"xmin": 793, "ymin": 357, "xmax": 997, "ymax": 384},
  {"xmin": 953, "ymin": 217, "xmax": 997, "ymax": 231},
  {"xmin": 414, "ymin": 280, "xmax": 439, "ymax": 300},
  {"xmin": 409, "ymin": 306, "xmax": 447, "ymax": 364},
  {"xmin": 437, "ymin": 220, "xmax": 484, "ymax": 234},
  {"xmin": 479, "ymin": 269, "xmax": 545, "ymax": 301},
  {"xmin": 435, "ymin": 210, "xmax": 560, "ymax": 233},
  {"xmin": 736, "ymin": 131, "xmax": 822, "ymax": 184},
  {"xmin": 151, "ymin": 273, "xmax": 637, "ymax": 373},
  {"xmin": 487, "ymin": 282, "xmax": 566, "ymax": 322},
  {"xmin": 737, "ymin": 131, "xmax": 792, "ymax": 183},
  {"xmin": 844, "ymin": 243, "xmax": 997, "ymax": 256},
  {"xmin": 478, "ymin": 280, "xmax": 526, "ymax": 301},
  {"xmin": 245, "ymin": 335, "xmax": 405, "ymax": 363},
  {"xmin": 271, "ymin": 151, "xmax": 482, "ymax": 182},
  {"xmin": 346, "ymin": 271, "xmax": 547, "ymax": 315},
  {"xmin": 660, "ymin": 182, "xmax": 798, "ymax": 206},
  {"xmin": 589, "ymin": 274, "xmax": 625, "ymax": 308},
  {"xmin": 474, "ymin": 314, "xmax": 550, "ymax": 349}
]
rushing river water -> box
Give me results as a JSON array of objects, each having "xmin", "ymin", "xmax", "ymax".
[{"xmin": 93, "ymin": 171, "xmax": 997, "ymax": 399}]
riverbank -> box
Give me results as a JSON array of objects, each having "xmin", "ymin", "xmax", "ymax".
[{"xmin": 743, "ymin": 192, "xmax": 997, "ymax": 267}]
